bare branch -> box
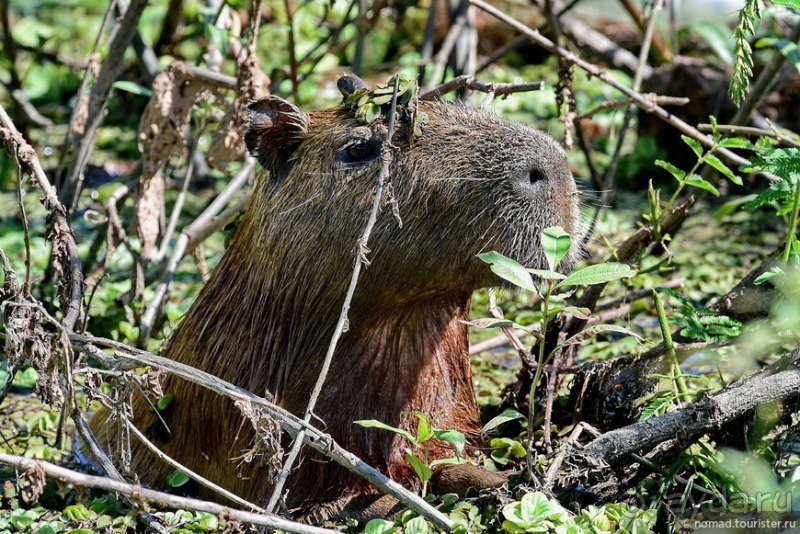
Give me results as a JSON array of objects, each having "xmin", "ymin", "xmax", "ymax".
[{"xmin": 0, "ymin": 453, "xmax": 338, "ymax": 534}]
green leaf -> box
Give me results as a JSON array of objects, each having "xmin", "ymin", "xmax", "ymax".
[
  {"xmin": 157, "ymin": 393, "xmax": 174, "ymax": 411},
  {"xmin": 540, "ymin": 226, "xmax": 572, "ymax": 272},
  {"xmin": 482, "ymin": 408, "xmax": 524, "ymax": 433},
  {"xmin": 63, "ymin": 505, "xmax": 93, "ymax": 521},
  {"xmin": 405, "ymin": 411, "xmax": 433, "ymax": 443},
  {"xmin": 719, "ymin": 137, "xmax": 752, "ymax": 149},
  {"xmin": 770, "ymin": 1, "xmax": 800, "ymax": 9},
  {"xmin": 166, "ymin": 469, "xmax": 190, "ymax": 488},
  {"xmin": 556, "ymin": 262, "xmax": 636, "ymax": 288},
  {"xmin": 434, "ymin": 429, "xmax": 466, "ymax": 458},
  {"xmin": 703, "ymin": 154, "xmax": 742, "ymax": 185},
  {"xmin": 684, "ymin": 174, "xmax": 721, "ymax": 196},
  {"xmin": 477, "ymin": 251, "xmax": 536, "ymax": 291},
  {"xmin": 404, "ymin": 517, "xmax": 430, "ymax": 534},
  {"xmin": 429, "ymin": 456, "xmax": 467, "ymax": 466},
  {"xmin": 682, "ymin": 135, "xmax": 704, "ymax": 158},
  {"xmin": 654, "ymin": 160, "xmax": 686, "ymax": 182},
  {"xmin": 405, "ymin": 451, "xmax": 433, "ymax": 484},
  {"xmin": 355, "ymin": 420, "xmax": 415, "ymax": 442},
  {"xmin": 462, "ymin": 318, "xmax": 515, "ymax": 329},
  {"xmin": 364, "ymin": 519, "xmax": 398, "ymax": 534},
  {"xmin": 112, "ymin": 80, "xmax": 152, "ymax": 97}
]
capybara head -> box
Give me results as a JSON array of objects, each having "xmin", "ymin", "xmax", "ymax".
[{"xmin": 243, "ymin": 75, "xmax": 580, "ymax": 308}]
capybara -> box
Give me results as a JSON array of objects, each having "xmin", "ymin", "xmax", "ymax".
[{"xmin": 94, "ymin": 75, "xmax": 580, "ymax": 515}]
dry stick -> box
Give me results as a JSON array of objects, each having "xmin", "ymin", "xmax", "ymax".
[
  {"xmin": 580, "ymin": 364, "xmax": 800, "ymax": 464},
  {"xmin": 0, "ymin": 453, "xmax": 338, "ymax": 534},
  {"xmin": 418, "ymin": 0, "xmax": 438, "ymax": 84},
  {"xmin": 139, "ymin": 159, "xmax": 256, "ymax": 343},
  {"xmin": 597, "ymin": 0, "xmax": 663, "ymax": 205},
  {"xmin": 468, "ymin": 0, "xmax": 778, "ymax": 183},
  {"xmin": 126, "ymin": 420, "xmax": 266, "ymax": 513},
  {"xmin": 420, "ymin": 75, "xmax": 544, "ymax": 100},
  {"xmin": 284, "ymin": 0, "xmax": 300, "ymax": 102},
  {"xmin": 577, "ymin": 95, "xmax": 689, "ymax": 122},
  {"xmin": 0, "ymin": 104, "xmax": 83, "ymax": 331},
  {"xmin": 697, "ymin": 123, "xmax": 800, "ymax": 150},
  {"xmin": 619, "ymin": 0, "xmax": 672, "ymax": 63},
  {"xmin": 71, "ymin": 333, "xmax": 454, "ymax": 531},
  {"xmin": 265, "ymin": 78, "xmax": 407, "ymax": 513},
  {"xmin": 425, "ymin": 9, "xmax": 470, "ymax": 92},
  {"xmin": 61, "ymin": 0, "xmax": 148, "ymax": 210}
]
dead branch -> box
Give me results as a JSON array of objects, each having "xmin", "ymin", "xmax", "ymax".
[
  {"xmin": 420, "ymin": 75, "xmax": 544, "ymax": 100},
  {"xmin": 579, "ymin": 350, "xmax": 800, "ymax": 464},
  {"xmin": 577, "ymin": 95, "xmax": 689, "ymax": 122},
  {"xmin": 60, "ymin": 0, "xmax": 148, "ymax": 210},
  {"xmin": 0, "ymin": 104, "xmax": 84, "ymax": 330},
  {"xmin": 0, "ymin": 453, "xmax": 338, "ymax": 534}
]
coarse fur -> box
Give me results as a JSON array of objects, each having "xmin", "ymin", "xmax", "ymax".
[{"xmin": 93, "ymin": 96, "xmax": 581, "ymax": 511}]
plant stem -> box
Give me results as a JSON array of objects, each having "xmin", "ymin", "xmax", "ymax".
[
  {"xmin": 526, "ymin": 280, "xmax": 552, "ymax": 481},
  {"xmin": 782, "ymin": 178, "xmax": 800, "ymax": 262},
  {"xmin": 653, "ymin": 290, "xmax": 689, "ymax": 402}
]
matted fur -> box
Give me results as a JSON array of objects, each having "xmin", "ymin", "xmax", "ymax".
[{"xmin": 93, "ymin": 99, "xmax": 580, "ymax": 510}]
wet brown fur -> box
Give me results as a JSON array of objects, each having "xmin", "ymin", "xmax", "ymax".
[{"xmin": 93, "ymin": 99, "xmax": 580, "ymax": 511}]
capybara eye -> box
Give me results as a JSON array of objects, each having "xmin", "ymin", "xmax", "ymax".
[{"xmin": 342, "ymin": 141, "xmax": 379, "ymax": 163}]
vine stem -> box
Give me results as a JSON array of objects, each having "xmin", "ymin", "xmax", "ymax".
[
  {"xmin": 652, "ymin": 289, "xmax": 689, "ymax": 402},
  {"xmin": 526, "ymin": 279, "xmax": 553, "ymax": 482},
  {"xmin": 783, "ymin": 178, "xmax": 800, "ymax": 263}
]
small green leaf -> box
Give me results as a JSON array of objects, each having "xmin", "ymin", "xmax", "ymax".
[
  {"xmin": 355, "ymin": 420, "xmax": 415, "ymax": 442},
  {"xmin": 703, "ymin": 154, "xmax": 742, "ymax": 185},
  {"xmin": 719, "ymin": 137, "xmax": 752, "ymax": 149},
  {"xmin": 113, "ymin": 80, "xmax": 152, "ymax": 97},
  {"xmin": 684, "ymin": 174, "xmax": 721, "ymax": 196},
  {"xmin": 157, "ymin": 393, "xmax": 174, "ymax": 411},
  {"xmin": 63, "ymin": 505, "xmax": 93, "ymax": 521},
  {"xmin": 434, "ymin": 429, "xmax": 466, "ymax": 458},
  {"xmin": 166, "ymin": 469, "xmax": 190, "ymax": 488},
  {"xmin": 771, "ymin": 0, "xmax": 800, "ymax": 9},
  {"xmin": 556, "ymin": 262, "xmax": 636, "ymax": 288},
  {"xmin": 682, "ymin": 135, "xmax": 704, "ymax": 158},
  {"xmin": 462, "ymin": 318, "xmax": 515, "ymax": 329},
  {"xmin": 405, "ymin": 451, "xmax": 433, "ymax": 484},
  {"xmin": 477, "ymin": 251, "xmax": 536, "ymax": 291},
  {"xmin": 405, "ymin": 411, "xmax": 433, "ymax": 443},
  {"xmin": 540, "ymin": 226, "xmax": 572, "ymax": 272},
  {"xmin": 482, "ymin": 408, "xmax": 524, "ymax": 433},
  {"xmin": 654, "ymin": 160, "xmax": 686, "ymax": 182},
  {"xmin": 364, "ymin": 519, "xmax": 398, "ymax": 534},
  {"xmin": 404, "ymin": 517, "xmax": 430, "ymax": 534}
]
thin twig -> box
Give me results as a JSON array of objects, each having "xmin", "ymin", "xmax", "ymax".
[
  {"xmin": 577, "ymin": 95, "xmax": 689, "ymax": 122},
  {"xmin": 0, "ymin": 453, "xmax": 338, "ymax": 534},
  {"xmin": 60, "ymin": 0, "xmax": 148, "ymax": 211},
  {"xmin": 0, "ymin": 104, "xmax": 84, "ymax": 330},
  {"xmin": 420, "ymin": 75, "xmax": 543, "ymax": 100},
  {"xmin": 697, "ymin": 123, "xmax": 800, "ymax": 149},
  {"xmin": 266, "ymin": 75, "xmax": 404, "ymax": 513},
  {"xmin": 126, "ymin": 420, "xmax": 266, "ymax": 513}
]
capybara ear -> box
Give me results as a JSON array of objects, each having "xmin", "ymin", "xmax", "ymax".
[{"xmin": 245, "ymin": 96, "xmax": 308, "ymax": 170}]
